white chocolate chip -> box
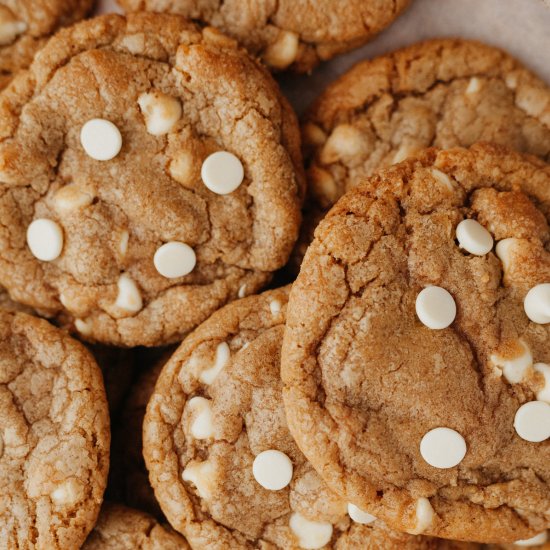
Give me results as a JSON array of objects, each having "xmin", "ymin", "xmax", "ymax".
[
  {"xmin": 252, "ymin": 450, "xmax": 293, "ymax": 491},
  {"xmin": 26, "ymin": 219, "xmax": 64, "ymax": 262},
  {"xmin": 320, "ymin": 124, "xmax": 366, "ymax": 165},
  {"xmin": 199, "ymin": 342, "xmax": 230, "ymax": 385},
  {"xmin": 118, "ymin": 230, "xmax": 129, "ymax": 257},
  {"xmin": 415, "ymin": 287, "xmax": 456, "ymax": 330},
  {"xmin": 347, "ymin": 503, "xmax": 376, "ymax": 525},
  {"xmin": 465, "ymin": 77, "xmax": 482, "ymax": 94},
  {"xmin": 524, "ymin": 284, "xmax": 550, "ymax": 324},
  {"xmin": 392, "ymin": 144, "xmax": 419, "ymax": 165},
  {"xmin": 309, "ymin": 166, "xmax": 339, "ymax": 208},
  {"xmin": 50, "ymin": 479, "xmax": 83, "ymax": 506},
  {"xmin": 429, "ymin": 168, "xmax": 455, "ymax": 191},
  {"xmin": 408, "ymin": 498, "xmax": 434, "ymax": 535},
  {"xmin": 74, "ymin": 319, "xmax": 93, "ymax": 336},
  {"xmin": 263, "ymin": 30, "xmax": 299, "ymax": 69},
  {"xmin": 534, "ymin": 364, "xmax": 550, "ymax": 403},
  {"xmin": 456, "ymin": 220, "xmax": 494, "ymax": 256},
  {"xmin": 289, "ymin": 512, "xmax": 333, "ymax": 550},
  {"xmin": 420, "ymin": 427, "xmax": 467, "ymax": 469},
  {"xmin": 115, "ymin": 274, "xmax": 143, "ymax": 314},
  {"xmin": 187, "ymin": 397, "xmax": 214, "ymax": 439},
  {"xmin": 514, "ymin": 531, "xmax": 548, "ymax": 547},
  {"xmin": 514, "ymin": 401, "xmax": 550, "ymax": 442},
  {"xmin": 137, "ymin": 91, "xmax": 182, "ymax": 136},
  {"xmin": 238, "ymin": 284, "xmax": 247, "ymax": 299},
  {"xmin": 496, "ymin": 238, "xmax": 520, "ymax": 271},
  {"xmin": 182, "ymin": 460, "xmax": 216, "ymax": 499},
  {"xmin": 491, "ymin": 340, "xmax": 533, "ymax": 384},
  {"xmin": 80, "ymin": 119, "xmax": 122, "ymax": 161},
  {"xmin": 54, "ymin": 184, "xmax": 94, "ymax": 214},
  {"xmin": 154, "ymin": 242, "xmax": 196, "ymax": 279},
  {"xmin": 269, "ymin": 300, "xmax": 281, "ymax": 316},
  {"xmin": 0, "ymin": 6, "xmax": 27, "ymax": 46},
  {"xmin": 201, "ymin": 151, "xmax": 244, "ymax": 195},
  {"xmin": 302, "ymin": 123, "xmax": 327, "ymax": 147}
]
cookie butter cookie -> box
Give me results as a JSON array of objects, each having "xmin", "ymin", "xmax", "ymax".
[
  {"xmin": 83, "ymin": 503, "xmax": 189, "ymax": 549},
  {"xmin": 0, "ymin": 13, "xmax": 303, "ymax": 347},
  {"xmin": 0, "ymin": 0, "xmax": 93, "ymax": 89},
  {"xmin": 143, "ymin": 288, "xmax": 477, "ymax": 549},
  {"xmin": 117, "ymin": 0, "xmax": 411, "ymax": 72},
  {"xmin": 0, "ymin": 310, "xmax": 110, "ymax": 549},
  {"xmin": 301, "ymin": 39, "xmax": 550, "ymax": 252},
  {"xmin": 281, "ymin": 144, "xmax": 550, "ymax": 544}
]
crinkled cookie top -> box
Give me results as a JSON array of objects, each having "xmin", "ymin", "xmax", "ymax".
[
  {"xmin": 282, "ymin": 144, "xmax": 550, "ymax": 544},
  {"xmin": 83, "ymin": 503, "xmax": 189, "ymax": 550},
  {"xmin": 117, "ymin": 0, "xmax": 411, "ymax": 72},
  {"xmin": 303, "ymin": 39, "xmax": 550, "ymax": 211},
  {"xmin": 0, "ymin": 310, "xmax": 110, "ymax": 549},
  {"xmin": 0, "ymin": 0, "xmax": 93, "ymax": 89},
  {"xmin": 143, "ymin": 286, "xmax": 475, "ymax": 549},
  {"xmin": 0, "ymin": 13, "xmax": 303, "ymax": 347}
]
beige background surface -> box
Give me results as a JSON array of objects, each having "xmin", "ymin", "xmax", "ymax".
[{"xmin": 97, "ymin": 0, "xmax": 550, "ymax": 115}]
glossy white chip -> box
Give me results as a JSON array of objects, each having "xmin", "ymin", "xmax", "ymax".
[
  {"xmin": 456, "ymin": 219, "xmax": 493, "ymax": 256},
  {"xmin": 26, "ymin": 219, "xmax": 63, "ymax": 261},
  {"xmin": 80, "ymin": 118, "xmax": 122, "ymax": 161},
  {"xmin": 201, "ymin": 151, "xmax": 244, "ymax": 195},
  {"xmin": 416, "ymin": 286, "xmax": 456, "ymax": 330},
  {"xmin": 252, "ymin": 450, "xmax": 293, "ymax": 491},
  {"xmin": 154, "ymin": 242, "xmax": 196, "ymax": 279},
  {"xmin": 514, "ymin": 401, "xmax": 550, "ymax": 442},
  {"xmin": 347, "ymin": 503, "xmax": 376, "ymax": 524},
  {"xmin": 524, "ymin": 284, "xmax": 550, "ymax": 324},
  {"xmin": 420, "ymin": 427, "xmax": 467, "ymax": 469}
]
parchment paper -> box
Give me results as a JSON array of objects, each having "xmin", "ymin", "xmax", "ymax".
[{"xmin": 96, "ymin": 0, "xmax": 550, "ymax": 115}]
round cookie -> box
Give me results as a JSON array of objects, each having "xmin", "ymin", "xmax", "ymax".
[
  {"xmin": 0, "ymin": 13, "xmax": 304, "ymax": 347},
  {"xmin": 303, "ymin": 39, "xmax": 550, "ymax": 222},
  {"xmin": 0, "ymin": 310, "xmax": 110, "ymax": 549},
  {"xmin": 281, "ymin": 143, "xmax": 550, "ymax": 543},
  {"xmin": 0, "ymin": 0, "xmax": 93, "ymax": 89},
  {"xmin": 109, "ymin": 355, "xmax": 168, "ymax": 518},
  {"xmin": 143, "ymin": 287, "xmax": 478, "ymax": 549},
  {"xmin": 117, "ymin": 0, "xmax": 411, "ymax": 73},
  {"xmin": 83, "ymin": 503, "xmax": 189, "ymax": 549}
]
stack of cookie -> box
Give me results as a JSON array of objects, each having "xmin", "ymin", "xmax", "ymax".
[{"xmin": 0, "ymin": 2, "xmax": 548, "ymax": 549}]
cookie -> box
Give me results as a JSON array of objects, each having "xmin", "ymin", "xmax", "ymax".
[
  {"xmin": 109, "ymin": 354, "xmax": 168, "ymax": 518},
  {"xmin": 0, "ymin": 12, "xmax": 304, "ymax": 347},
  {"xmin": 301, "ymin": 39, "xmax": 550, "ymax": 245},
  {"xmin": 143, "ymin": 287, "xmax": 478, "ymax": 549},
  {"xmin": 0, "ymin": 310, "xmax": 110, "ymax": 549},
  {"xmin": 117, "ymin": 0, "xmax": 411, "ymax": 72},
  {"xmin": 83, "ymin": 502, "xmax": 189, "ymax": 549},
  {"xmin": 0, "ymin": 0, "xmax": 93, "ymax": 89},
  {"xmin": 281, "ymin": 143, "xmax": 550, "ymax": 543}
]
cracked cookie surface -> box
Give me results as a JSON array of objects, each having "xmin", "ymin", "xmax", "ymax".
[
  {"xmin": 83, "ymin": 503, "xmax": 189, "ymax": 549},
  {"xmin": 143, "ymin": 287, "xmax": 477, "ymax": 549},
  {"xmin": 0, "ymin": 310, "xmax": 110, "ymax": 549},
  {"xmin": 282, "ymin": 144, "xmax": 550, "ymax": 544},
  {"xmin": 0, "ymin": 0, "xmax": 93, "ymax": 90},
  {"xmin": 117, "ymin": 0, "xmax": 411, "ymax": 72},
  {"xmin": 0, "ymin": 13, "xmax": 304, "ymax": 347}
]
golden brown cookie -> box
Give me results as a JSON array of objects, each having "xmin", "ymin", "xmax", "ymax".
[
  {"xmin": 83, "ymin": 502, "xmax": 189, "ymax": 549},
  {"xmin": 143, "ymin": 287, "xmax": 478, "ymax": 549},
  {"xmin": 0, "ymin": 310, "xmax": 110, "ymax": 549},
  {"xmin": 117, "ymin": 0, "xmax": 411, "ymax": 73},
  {"xmin": 0, "ymin": 0, "xmax": 93, "ymax": 89},
  {"xmin": 0, "ymin": 13, "xmax": 304, "ymax": 347},
  {"xmin": 282, "ymin": 144, "xmax": 550, "ymax": 544}
]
